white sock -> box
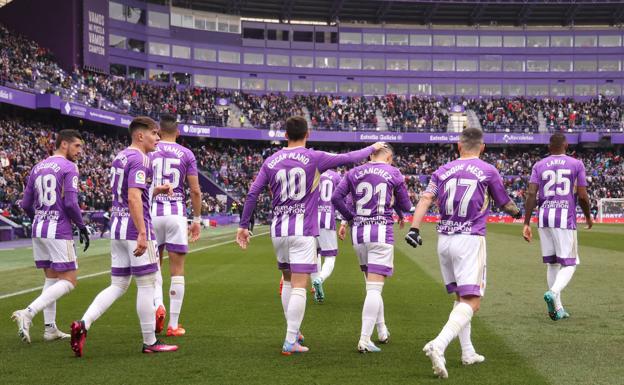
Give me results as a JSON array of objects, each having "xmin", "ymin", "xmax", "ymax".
[
  {"xmin": 168, "ymin": 276, "xmax": 185, "ymax": 328},
  {"xmin": 432, "ymin": 302, "xmax": 474, "ymax": 353},
  {"xmin": 42, "ymin": 278, "xmax": 58, "ymax": 326},
  {"xmin": 547, "ymin": 264, "xmax": 563, "ymax": 310},
  {"xmin": 376, "ymin": 295, "xmax": 386, "ymax": 336},
  {"xmin": 281, "ymin": 281, "xmax": 292, "ymax": 319},
  {"xmin": 311, "ymin": 256, "xmax": 322, "ymax": 283},
  {"xmin": 26, "ymin": 280, "xmax": 74, "ymax": 319},
  {"xmin": 136, "ymin": 273, "xmax": 157, "ymax": 345},
  {"xmin": 82, "ymin": 276, "xmax": 130, "ymax": 330},
  {"xmin": 551, "ymin": 266, "xmax": 576, "ymax": 295},
  {"xmin": 361, "ymin": 282, "xmax": 384, "ymax": 342},
  {"xmin": 319, "ymin": 257, "xmax": 336, "ymax": 282},
  {"xmin": 154, "ymin": 266, "xmax": 164, "ymax": 308},
  {"xmin": 454, "ymin": 301, "xmax": 476, "ymax": 356},
  {"xmin": 285, "ymin": 288, "xmax": 306, "ymax": 344}
]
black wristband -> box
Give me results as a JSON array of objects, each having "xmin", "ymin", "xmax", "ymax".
[{"xmin": 409, "ymin": 227, "xmax": 420, "ymax": 233}]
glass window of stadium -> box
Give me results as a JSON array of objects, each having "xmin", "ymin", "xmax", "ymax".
[
  {"xmin": 574, "ymin": 60, "xmax": 597, "ymax": 71},
  {"xmin": 242, "ymin": 79, "xmax": 264, "ymax": 90},
  {"xmin": 480, "ymin": 57, "xmax": 502, "ymax": 71},
  {"xmin": 340, "ymin": 82, "xmax": 361, "ymax": 93},
  {"xmin": 109, "ymin": 2, "xmax": 124, "ymax": 21},
  {"xmin": 433, "ymin": 35, "xmax": 455, "ymax": 47},
  {"xmin": 575, "ymin": 35, "xmax": 597, "ymax": 48},
  {"xmin": 551, "ymin": 35, "xmax": 572, "ymax": 47},
  {"xmin": 267, "ymin": 79, "xmax": 289, "ymax": 92},
  {"xmin": 387, "ymin": 83, "xmax": 408, "ymax": 95},
  {"xmin": 219, "ymin": 51, "xmax": 240, "ymax": 64},
  {"xmin": 551, "ymin": 60, "xmax": 572, "ymax": 72},
  {"xmin": 128, "ymin": 39, "xmax": 145, "ymax": 53},
  {"xmin": 386, "ymin": 58, "xmax": 408, "ymax": 71},
  {"xmin": 340, "ymin": 32, "xmax": 362, "ymax": 45},
  {"xmin": 551, "ymin": 84, "xmax": 572, "ymax": 97},
  {"xmin": 432, "ymin": 84, "xmax": 454, "ymax": 95},
  {"xmin": 363, "ymin": 82, "xmax": 384, "ymax": 95},
  {"xmin": 598, "ymin": 59, "xmax": 620, "ymax": 72},
  {"xmin": 267, "ymin": 29, "xmax": 289, "ymax": 41},
  {"xmin": 410, "ymin": 34, "xmax": 432, "ymax": 46},
  {"xmin": 182, "ymin": 15, "xmax": 193, "ymax": 28},
  {"xmin": 410, "ymin": 59, "xmax": 431, "ymax": 71},
  {"xmin": 457, "ymin": 35, "xmax": 478, "ymax": 47},
  {"xmin": 363, "ymin": 58, "xmax": 384, "ymax": 70},
  {"xmin": 410, "ymin": 83, "xmax": 431, "ymax": 95},
  {"xmin": 526, "ymin": 84, "xmax": 548, "ymax": 96},
  {"xmin": 503, "ymin": 84, "xmax": 525, "ymax": 96},
  {"xmin": 194, "ymin": 48, "xmax": 216, "ymax": 62},
  {"xmin": 128, "ymin": 66, "xmax": 145, "ymax": 80},
  {"xmin": 194, "ymin": 74, "xmax": 216, "ymax": 88},
  {"xmin": 599, "ymin": 83, "xmax": 621, "ymax": 96},
  {"xmin": 109, "ymin": 2, "xmax": 144, "ymax": 25},
  {"xmin": 194, "ymin": 17, "xmax": 206, "ymax": 30},
  {"xmin": 172, "ymin": 45, "xmax": 191, "ymax": 59},
  {"xmin": 292, "ymin": 80, "xmax": 312, "ymax": 92},
  {"xmin": 527, "ymin": 36, "xmax": 549, "ymax": 48},
  {"xmin": 243, "ymin": 28, "xmax": 265, "ymax": 40},
  {"xmin": 480, "ymin": 36, "xmax": 502, "ymax": 48},
  {"xmin": 267, "ymin": 54, "xmax": 289, "ymax": 67},
  {"xmin": 433, "ymin": 59, "xmax": 454, "ymax": 71},
  {"xmin": 503, "ymin": 60, "xmax": 525, "ymax": 72},
  {"xmin": 456, "ymin": 83, "xmax": 477, "ymax": 95},
  {"xmin": 244, "ymin": 53, "xmax": 264, "ymax": 65},
  {"xmin": 527, "ymin": 60, "xmax": 549, "ymax": 72},
  {"xmin": 218, "ymin": 76, "xmax": 240, "ymax": 89},
  {"xmin": 149, "ymin": 42, "xmax": 170, "ymax": 57},
  {"xmin": 316, "ymin": 56, "xmax": 337, "ymax": 69},
  {"xmin": 598, "ymin": 35, "xmax": 621, "ymax": 47},
  {"xmin": 456, "ymin": 60, "xmax": 478, "ymax": 72},
  {"xmin": 363, "ymin": 33, "xmax": 384, "ymax": 45},
  {"xmin": 480, "ymin": 84, "xmax": 502, "ymax": 96},
  {"xmin": 149, "ymin": 69, "xmax": 169, "ymax": 82},
  {"xmin": 339, "ymin": 57, "xmax": 362, "ymax": 70},
  {"xmin": 574, "ymin": 84, "xmax": 597, "ymax": 96},
  {"xmin": 148, "ymin": 11, "xmax": 169, "ymax": 29},
  {"xmin": 503, "ymin": 36, "xmax": 525, "ymax": 48},
  {"xmin": 173, "ymin": 73, "xmax": 191, "ymax": 85},
  {"xmin": 293, "ymin": 31, "xmax": 314, "ymax": 42},
  {"xmin": 315, "ymin": 81, "xmax": 337, "ymax": 93},
  {"xmin": 292, "ymin": 56, "xmax": 313, "ymax": 68},
  {"xmin": 387, "ymin": 34, "xmax": 408, "ymax": 46},
  {"xmin": 109, "ymin": 34, "xmax": 126, "ymax": 49},
  {"xmin": 315, "ymin": 31, "xmax": 338, "ymax": 44},
  {"xmin": 110, "ymin": 64, "xmax": 126, "ymax": 76}
]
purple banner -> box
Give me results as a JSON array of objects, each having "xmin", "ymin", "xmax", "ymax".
[
  {"xmin": 83, "ymin": 0, "xmax": 108, "ymax": 72},
  {"xmin": 61, "ymin": 101, "xmax": 132, "ymax": 127},
  {"xmin": 611, "ymin": 134, "xmax": 624, "ymax": 144},
  {"xmin": 0, "ymin": 86, "xmax": 36, "ymax": 109}
]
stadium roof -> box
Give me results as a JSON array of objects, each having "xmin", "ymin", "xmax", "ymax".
[{"xmin": 165, "ymin": 0, "xmax": 624, "ymax": 26}]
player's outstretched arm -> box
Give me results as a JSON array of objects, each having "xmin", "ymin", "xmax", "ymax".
[
  {"xmin": 317, "ymin": 142, "xmax": 387, "ymax": 172},
  {"xmin": 238, "ymin": 166, "xmax": 269, "ymax": 249},
  {"xmin": 128, "ymin": 187, "xmax": 147, "ymax": 256},
  {"xmin": 331, "ymin": 178, "xmax": 355, "ymax": 222},
  {"xmin": 187, "ymin": 174, "xmax": 202, "ymax": 242},
  {"xmin": 523, "ymin": 183, "xmax": 539, "ymax": 242},
  {"xmin": 576, "ymin": 186, "xmax": 593, "ymax": 230}
]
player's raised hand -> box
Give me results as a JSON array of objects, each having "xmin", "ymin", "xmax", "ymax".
[
  {"xmin": 79, "ymin": 227, "xmax": 90, "ymax": 252},
  {"xmin": 405, "ymin": 227, "xmax": 423, "ymax": 248},
  {"xmin": 189, "ymin": 221, "xmax": 201, "ymax": 243},
  {"xmin": 338, "ymin": 223, "xmax": 347, "ymax": 240},
  {"xmin": 134, "ymin": 232, "xmax": 147, "ymax": 256},
  {"xmin": 585, "ymin": 216, "xmax": 593, "ymax": 230},
  {"xmin": 236, "ymin": 228, "xmax": 250, "ymax": 250},
  {"xmin": 523, "ymin": 224, "xmax": 532, "ymax": 242},
  {"xmin": 372, "ymin": 142, "xmax": 388, "ymax": 151},
  {"xmin": 154, "ymin": 183, "xmax": 173, "ymax": 197}
]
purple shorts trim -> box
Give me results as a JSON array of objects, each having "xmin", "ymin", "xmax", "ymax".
[
  {"xmin": 290, "ymin": 263, "xmax": 318, "ymax": 274},
  {"xmin": 51, "ymin": 262, "xmax": 77, "ymax": 272},
  {"xmin": 543, "ymin": 255, "xmax": 577, "ymax": 266},
  {"xmin": 111, "ymin": 267, "xmax": 132, "ymax": 276},
  {"xmin": 360, "ymin": 264, "xmax": 368, "ymax": 272},
  {"xmin": 366, "ymin": 264, "xmax": 393, "ymax": 277},
  {"xmin": 456, "ymin": 284, "xmax": 482, "ymax": 297},
  {"xmin": 35, "ymin": 260, "xmax": 52, "ymax": 269},
  {"xmin": 278, "ymin": 262, "xmax": 290, "ymax": 270},
  {"xmin": 131, "ymin": 263, "xmax": 159, "ymax": 276},
  {"xmin": 445, "ymin": 282, "xmax": 458, "ymax": 294},
  {"xmin": 320, "ymin": 249, "xmax": 338, "ymax": 257},
  {"xmin": 163, "ymin": 243, "xmax": 188, "ymax": 254}
]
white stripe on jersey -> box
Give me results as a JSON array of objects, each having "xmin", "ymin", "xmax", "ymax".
[
  {"xmin": 119, "ymin": 217, "xmax": 129, "ymax": 239},
  {"xmin": 176, "ymin": 201, "xmax": 183, "ymax": 216},
  {"xmin": 317, "ymin": 213, "xmax": 321, "ymax": 228},
  {"xmin": 270, "ymin": 217, "xmax": 277, "ymax": 237},
  {"xmin": 560, "ymin": 208, "xmax": 568, "ymax": 229},
  {"xmin": 295, "ymin": 213, "xmax": 304, "ymax": 236},
  {"xmin": 547, "ymin": 209, "xmax": 556, "ymax": 228},
  {"xmin": 35, "ymin": 220, "xmax": 44, "ymax": 238},
  {"xmin": 46, "ymin": 220, "xmax": 57, "ymax": 239},
  {"xmin": 378, "ymin": 224, "xmax": 386, "ymax": 244},
  {"xmin": 163, "ymin": 201, "xmax": 172, "ymax": 216},
  {"xmin": 538, "ymin": 208, "xmax": 544, "ymax": 227},
  {"xmin": 110, "ymin": 217, "xmax": 119, "ymax": 237},
  {"xmin": 280, "ymin": 214, "xmax": 289, "ymax": 237},
  {"xmin": 351, "ymin": 224, "xmax": 358, "ymax": 244},
  {"xmin": 324, "ymin": 213, "xmax": 331, "ymax": 229},
  {"xmin": 363, "ymin": 225, "xmax": 371, "ymax": 243}
]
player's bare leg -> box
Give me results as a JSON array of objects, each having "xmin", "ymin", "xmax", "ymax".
[
  {"xmin": 166, "ymin": 251, "xmax": 186, "ymax": 336},
  {"xmin": 358, "ymin": 272, "xmax": 385, "ymax": 353},
  {"xmin": 281, "ymin": 271, "xmax": 309, "ymax": 355}
]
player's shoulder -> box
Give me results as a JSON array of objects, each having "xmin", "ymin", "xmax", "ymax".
[{"xmin": 125, "ymin": 148, "xmax": 150, "ymax": 168}]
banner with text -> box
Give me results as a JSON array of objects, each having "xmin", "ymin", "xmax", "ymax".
[{"xmin": 82, "ymin": 0, "xmax": 108, "ymax": 72}]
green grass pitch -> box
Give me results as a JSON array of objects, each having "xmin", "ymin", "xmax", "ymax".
[{"xmin": 0, "ymin": 223, "xmax": 623, "ymax": 384}]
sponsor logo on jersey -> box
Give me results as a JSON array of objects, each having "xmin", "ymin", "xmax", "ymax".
[
  {"xmin": 135, "ymin": 170, "xmax": 146, "ymax": 184},
  {"xmin": 72, "ymin": 176, "xmax": 78, "ymax": 189}
]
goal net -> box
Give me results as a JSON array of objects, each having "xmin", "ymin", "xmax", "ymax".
[{"xmin": 598, "ymin": 198, "xmax": 624, "ymax": 224}]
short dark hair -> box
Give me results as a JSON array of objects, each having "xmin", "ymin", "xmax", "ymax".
[
  {"xmin": 55, "ymin": 129, "xmax": 83, "ymax": 149},
  {"xmin": 549, "ymin": 132, "xmax": 567, "ymax": 152},
  {"xmin": 372, "ymin": 143, "xmax": 393, "ymax": 157},
  {"xmin": 129, "ymin": 116, "xmax": 158, "ymax": 136},
  {"xmin": 459, "ymin": 127, "xmax": 484, "ymax": 151},
  {"xmin": 285, "ymin": 116, "xmax": 308, "ymax": 141},
  {"xmin": 159, "ymin": 113, "xmax": 178, "ymax": 135}
]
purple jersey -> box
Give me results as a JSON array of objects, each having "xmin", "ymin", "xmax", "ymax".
[
  {"xmin": 318, "ymin": 170, "xmax": 341, "ymax": 231},
  {"xmin": 240, "ymin": 145, "xmax": 376, "ymax": 238},
  {"xmin": 333, "ymin": 162, "xmax": 412, "ymax": 245},
  {"xmin": 150, "ymin": 141, "xmax": 198, "ymax": 218},
  {"xmin": 529, "ymin": 154, "xmax": 587, "ymax": 230},
  {"xmin": 110, "ymin": 147, "xmax": 154, "ymax": 240},
  {"xmin": 22, "ymin": 155, "xmax": 81, "ymax": 240},
  {"xmin": 426, "ymin": 158, "xmax": 511, "ymax": 236}
]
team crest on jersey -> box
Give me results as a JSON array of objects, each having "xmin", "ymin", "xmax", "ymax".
[
  {"xmin": 72, "ymin": 176, "xmax": 79, "ymax": 189},
  {"xmin": 135, "ymin": 170, "xmax": 146, "ymax": 184}
]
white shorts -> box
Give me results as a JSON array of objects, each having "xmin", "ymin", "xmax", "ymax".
[
  {"xmin": 437, "ymin": 234, "xmax": 487, "ymax": 297},
  {"xmin": 353, "ymin": 242, "xmax": 394, "ymax": 277},
  {"xmin": 111, "ymin": 239, "xmax": 159, "ymax": 276},
  {"xmin": 33, "ymin": 238, "xmax": 78, "ymax": 272},
  {"xmin": 538, "ymin": 227, "xmax": 579, "ymax": 266},
  {"xmin": 153, "ymin": 215, "xmax": 188, "ymax": 254},
  {"xmin": 317, "ymin": 228, "xmax": 338, "ymax": 257},
  {"xmin": 271, "ymin": 236, "xmax": 317, "ymax": 273}
]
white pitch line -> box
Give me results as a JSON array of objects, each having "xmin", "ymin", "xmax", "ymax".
[{"xmin": 0, "ymin": 231, "xmax": 268, "ymax": 300}]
